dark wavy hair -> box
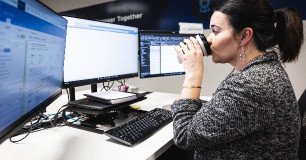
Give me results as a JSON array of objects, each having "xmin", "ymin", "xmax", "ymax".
[{"xmin": 215, "ymin": 0, "xmax": 304, "ymax": 62}]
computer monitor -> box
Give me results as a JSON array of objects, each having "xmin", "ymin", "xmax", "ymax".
[
  {"xmin": 139, "ymin": 30, "xmax": 195, "ymax": 78},
  {"xmin": 0, "ymin": 0, "xmax": 67, "ymax": 144},
  {"xmin": 63, "ymin": 16, "xmax": 139, "ymax": 88}
]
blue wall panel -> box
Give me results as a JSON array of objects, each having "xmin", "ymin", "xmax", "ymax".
[{"xmin": 61, "ymin": 0, "xmax": 306, "ymax": 31}]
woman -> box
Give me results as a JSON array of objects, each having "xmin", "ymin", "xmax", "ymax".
[{"xmin": 172, "ymin": 0, "xmax": 304, "ymax": 159}]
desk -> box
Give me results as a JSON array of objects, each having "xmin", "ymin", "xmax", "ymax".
[{"xmin": 0, "ymin": 91, "xmax": 211, "ymax": 160}]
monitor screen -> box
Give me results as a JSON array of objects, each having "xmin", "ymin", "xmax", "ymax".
[
  {"xmin": 63, "ymin": 16, "xmax": 139, "ymax": 88},
  {"xmin": 0, "ymin": 0, "xmax": 67, "ymax": 144},
  {"xmin": 139, "ymin": 30, "xmax": 195, "ymax": 78}
]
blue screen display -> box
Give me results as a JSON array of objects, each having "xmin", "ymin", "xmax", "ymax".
[
  {"xmin": 0, "ymin": 0, "xmax": 67, "ymax": 142},
  {"xmin": 139, "ymin": 31, "xmax": 196, "ymax": 78}
]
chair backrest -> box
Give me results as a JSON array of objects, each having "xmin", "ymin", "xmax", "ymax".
[
  {"xmin": 299, "ymin": 90, "xmax": 306, "ymax": 121},
  {"xmin": 298, "ymin": 89, "xmax": 306, "ymax": 159}
]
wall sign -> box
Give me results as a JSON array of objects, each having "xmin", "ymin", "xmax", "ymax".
[{"xmin": 61, "ymin": 0, "xmax": 306, "ymax": 31}]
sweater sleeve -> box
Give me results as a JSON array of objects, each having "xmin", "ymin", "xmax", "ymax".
[{"xmin": 171, "ymin": 74, "xmax": 275, "ymax": 150}]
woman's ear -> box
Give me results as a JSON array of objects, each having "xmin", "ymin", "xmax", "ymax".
[{"xmin": 239, "ymin": 27, "xmax": 253, "ymax": 46}]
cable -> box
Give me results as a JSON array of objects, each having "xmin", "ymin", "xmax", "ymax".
[
  {"xmin": 62, "ymin": 108, "xmax": 83, "ymax": 126},
  {"xmin": 101, "ymin": 81, "xmax": 114, "ymax": 91},
  {"xmin": 117, "ymin": 78, "xmax": 128, "ymax": 86},
  {"xmin": 9, "ymin": 121, "xmax": 32, "ymax": 143},
  {"xmin": 65, "ymin": 88, "xmax": 70, "ymax": 101},
  {"xmin": 117, "ymin": 79, "xmax": 124, "ymax": 85},
  {"xmin": 31, "ymin": 112, "xmax": 44, "ymax": 124},
  {"xmin": 50, "ymin": 104, "xmax": 69, "ymax": 127},
  {"xmin": 9, "ymin": 104, "xmax": 69, "ymax": 143},
  {"xmin": 62, "ymin": 109, "xmax": 71, "ymax": 125}
]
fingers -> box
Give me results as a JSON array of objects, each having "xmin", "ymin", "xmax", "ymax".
[
  {"xmin": 173, "ymin": 45, "xmax": 183, "ymax": 64},
  {"xmin": 183, "ymin": 38, "xmax": 195, "ymax": 52},
  {"xmin": 180, "ymin": 41, "xmax": 189, "ymax": 55},
  {"xmin": 173, "ymin": 36, "xmax": 203, "ymax": 64},
  {"xmin": 173, "ymin": 45, "xmax": 184, "ymax": 56},
  {"xmin": 180, "ymin": 37, "xmax": 202, "ymax": 55},
  {"xmin": 189, "ymin": 37, "xmax": 202, "ymax": 52}
]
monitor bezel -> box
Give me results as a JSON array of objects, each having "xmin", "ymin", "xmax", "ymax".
[
  {"xmin": 138, "ymin": 30, "xmax": 196, "ymax": 79},
  {"xmin": 62, "ymin": 73, "xmax": 138, "ymax": 88},
  {"xmin": 62, "ymin": 16, "xmax": 139, "ymax": 89},
  {"xmin": 0, "ymin": 0, "xmax": 66, "ymax": 144}
]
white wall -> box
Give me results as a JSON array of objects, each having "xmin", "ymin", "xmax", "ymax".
[
  {"xmin": 284, "ymin": 25, "xmax": 306, "ymax": 99},
  {"xmin": 40, "ymin": 0, "xmax": 306, "ymax": 99}
]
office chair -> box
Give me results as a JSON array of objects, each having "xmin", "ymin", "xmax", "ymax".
[{"xmin": 298, "ymin": 89, "xmax": 306, "ymax": 160}]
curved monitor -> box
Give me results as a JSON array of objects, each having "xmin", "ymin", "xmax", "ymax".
[
  {"xmin": 63, "ymin": 16, "xmax": 139, "ymax": 88},
  {"xmin": 0, "ymin": 0, "xmax": 67, "ymax": 144},
  {"xmin": 139, "ymin": 30, "xmax": 196, "ymax": 78}
]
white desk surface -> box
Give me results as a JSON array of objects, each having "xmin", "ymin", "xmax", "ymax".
[{"xmin": 0, "ymin": 91, "xmax": 211, "ymax": 160}]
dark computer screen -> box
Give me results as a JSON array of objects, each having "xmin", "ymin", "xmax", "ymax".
[
  {"xmin": 139, "ymin": 30, "xmax": 195, "ymax": 78},
  {"xmin": 63, "ymin": 16, "xmax": 139, "ymax": 88},
  {"xmin": 0, "ymin": 0, "xmax": 67, "ymax": 144}
]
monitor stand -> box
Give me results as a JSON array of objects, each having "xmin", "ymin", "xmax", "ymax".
[
  {"xmin": 63, "ymin": 104, "xmax": 147, "ymax": 134},
  {"xmin": 68, "ymin": 84, "xmax": 98, "ymax": 101},
  {"xmin": 91, "ymin": 84, "xmax": 97, "ymax": 92},
  {"xmin": 68, "ymin": 87, "xmax": 76, "ymax": 101}
]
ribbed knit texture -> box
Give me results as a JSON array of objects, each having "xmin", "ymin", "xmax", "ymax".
[{"xmin": 171, "ymin": 50, "xmax": 300, "ymax": 160}]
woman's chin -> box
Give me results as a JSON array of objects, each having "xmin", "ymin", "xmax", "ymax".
[{"xmin": 211, "ymin": 54, "xmax": 218, "ymax": 63}]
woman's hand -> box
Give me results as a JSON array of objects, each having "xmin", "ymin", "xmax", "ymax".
[
  {"xmin": 174, "ymin": 37, "xmax": 204, "ymax": 86},
  {"xmin": 174, "ymin": 36, "xmax": 204, "ymax": 99}
]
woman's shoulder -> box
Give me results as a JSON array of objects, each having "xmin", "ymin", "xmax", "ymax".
[{"xmin": 244, "ymin": 50, "xmax": 289, "ymax": 83}]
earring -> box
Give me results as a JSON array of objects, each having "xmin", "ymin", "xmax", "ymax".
[{"xmin": 239, "ymin": 46, "xmax": 246, "ymax": 60}]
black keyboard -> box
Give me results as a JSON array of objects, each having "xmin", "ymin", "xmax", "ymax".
[{"xmin": 104, "ymin": 108, "xmax": 172, "ymax": 146}]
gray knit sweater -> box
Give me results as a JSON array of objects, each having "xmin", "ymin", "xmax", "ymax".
[{"xmin": 171, "ymin": 50, "xmax": 300, "ymax": 159}]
